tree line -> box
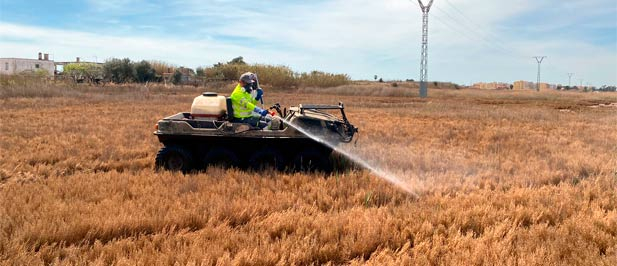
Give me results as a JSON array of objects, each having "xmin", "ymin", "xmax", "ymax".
[
  {"xmin": 62, "ymin": 56, "xmax": 350, "ymax": 88},
  {"xmin": 63, "ymin": 59, "xmax": 184, "ymax": 84}
]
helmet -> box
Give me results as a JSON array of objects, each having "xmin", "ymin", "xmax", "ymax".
[
  {"xmin": 239, "ymin": 72, "xmax": 254, "ymax": 84},
  {"xmin": 249, "ymin": 73, "xmax": 258, "ymax": 83}
]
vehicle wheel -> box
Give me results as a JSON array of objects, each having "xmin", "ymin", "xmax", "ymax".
[
  {"xmin": 248, "ymin": 148, "xmax": 285, "ymax": 171},
  {"xmin": 204, "ymin": 147, "xmax": 238, "ymax": 169},
  {"xmin": 292, "ymin": 148, "xmax": 332, "ymax": 173},
  {"xmin": 155, "ymin": 146, "xmax": 193, "ymax": 173}
]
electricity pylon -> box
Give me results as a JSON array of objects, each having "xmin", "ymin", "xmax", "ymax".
[
  {"xmin": 533, "ymin": 56, "xmax": 546, "ymax": 91},
  {"xmin": 567, "ymin": 73, "xmax": 574, "ymax": 87},
  {"xmin": 418, "ymin": 0, "xmax": 434, "ymax": 98}
]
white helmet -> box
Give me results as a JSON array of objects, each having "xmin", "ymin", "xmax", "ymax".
[{"xmin": 249, "ymin": 73, "xmax": 258, "ymax": 83}]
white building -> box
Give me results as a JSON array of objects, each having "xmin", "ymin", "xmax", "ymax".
[{"xmin": 0, "ymin": 53, "xmax": 55, "ymax": 76}]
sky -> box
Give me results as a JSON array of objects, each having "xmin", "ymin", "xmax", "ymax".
[{"xmin": 0, "ymin": 0, "xmax": 615, "ymax": 86}]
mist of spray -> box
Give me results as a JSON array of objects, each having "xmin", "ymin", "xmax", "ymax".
[{"xmin": 283, "ymin": 120, "xmax": 418, "ymax": 197}]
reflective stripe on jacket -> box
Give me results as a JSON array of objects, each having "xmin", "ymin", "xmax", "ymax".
[{"xmin": 230, "ymin": 84, "xmax": 258, "ymax": 118}]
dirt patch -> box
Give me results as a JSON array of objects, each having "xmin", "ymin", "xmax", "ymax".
[{"xmin": 589, "ymin": 102, "xmax": 617, "ymax": 108}]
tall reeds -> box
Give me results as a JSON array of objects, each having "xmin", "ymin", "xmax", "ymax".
[
  {"xmin": 0, "ymin": 86, "xmax": 615, "ymax": 264},
  {"xmin": 202, "ymin": 64, "xmax": 350, "ymax": 89}
]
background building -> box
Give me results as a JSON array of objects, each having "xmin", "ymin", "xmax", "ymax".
[
  {"xmin": 539, "ymin": 82, "xmax": 556, "ymax": 90},
  {"xmin": 472, "ymin": 82, "xmax": 511, "ymax": 90},
  {"xmin": 513, "ymin": 80, "xmax": 535, "ymax": 90},
  {"xmin": 512, "ymin": 81, "xmax": 556, "ymax": 90},
  {"xmin": 0, "ymin": 52, "xmax": 55, "ymax": 76}
]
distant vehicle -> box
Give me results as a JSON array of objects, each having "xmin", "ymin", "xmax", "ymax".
[{"xmin": 154, "ymin": 92, "xmax": 358, "ymax": 172}]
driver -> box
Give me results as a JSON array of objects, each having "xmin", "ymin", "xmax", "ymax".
[
  {"xmin": 230, "ymin": 72, "xmax": 269, "ymax": 128},
  {"xmin": 248, "ymin": 73, "xmax": 264, "ymax": 105},
  {"xmin": 247, "ymin": 73, "xmax": 272, "ymax": 123}
]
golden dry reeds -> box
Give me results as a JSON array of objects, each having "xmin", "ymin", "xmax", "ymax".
[
  {"xmin": 299, "ymin": 81, "xmax": 462, "ymax": 97},
  {"xmin": 0, "ymin": 75, "xmax": 82, "ymax": 99},
  {"xmin": 149, "ymin": 60, "xmax": 177, "ymax": 75},
  {"xmin": 0, "ymin": 83, "xmax": 616, "ymax": 265},
  {"xmin": 202, "ymin": 64, "xmax": 350, "ymax": 89}
]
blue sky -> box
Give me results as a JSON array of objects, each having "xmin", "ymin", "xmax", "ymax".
[{"xmin": 1, "ymin": 0, "xmax": 615, "ymax": 86}]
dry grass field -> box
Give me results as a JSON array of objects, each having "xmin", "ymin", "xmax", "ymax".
[{"xmin": 1, "ymin": 81, "xmax": 616, "ymax": 265}]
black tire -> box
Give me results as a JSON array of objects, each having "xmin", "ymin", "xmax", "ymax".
[
  {"xmin": 292, "ymin": 148, "xmax": 332, "ymax": 173},
  {"xmin": 248, "ymin": 148, "xmax": 286, "ymax": 171},
  {"xmin": 155, "ymin": 146, "xmax": 193, "ymax": 173},
  {"xmin": 204, "ymin": 147, "xmax": 239, "ymax": 169}
]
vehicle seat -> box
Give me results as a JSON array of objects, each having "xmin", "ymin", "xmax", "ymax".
[
  {"xmin": 226, "ymin": 97, "xmax": 234, "ymax": 121},
  {"xmin": 226, "ymin": 97, "xmax": 266, "ymax": 129}
]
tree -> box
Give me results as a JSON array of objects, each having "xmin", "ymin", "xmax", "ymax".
[
  {"xmin": 195, "ymin": 67, "xmax": 205, "ymax": 77},
  {"xmin": 228, "ymin": 56, "xmax": 246, "ymax": 65},
  {"xmin": 133, "ymin": 60, "xmax": 156, "ymax": 83},
  {"xmin": 103, "ymin": 58, "xmax": 134, "ymax": 83},
  {"xmin": 149, "ymin": 60, "xmax": 175, "ymax": 75},
  {"xmin": 374, "ymin": 75, "xmax": 378, "ymax": 81},
  {"xmin": 510, "ymin": 84, "xmax": 514, "ymax": 90},
  {"xmin": 64, "ymin": 63, "xmax": 103, "ymax": 83},
  {"xmin": 172, "ymin": 69, "xmax": 183, "ymax": 85}
]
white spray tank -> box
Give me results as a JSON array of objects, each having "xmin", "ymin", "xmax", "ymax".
[{"xmin": 190, "ymin": 92, "xmax": 227, "ymax": 120}]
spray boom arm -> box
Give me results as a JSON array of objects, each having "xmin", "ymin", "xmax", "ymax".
[{"xmin": 298, "ymin": 102, "xmax": 359, "ymax": 143}]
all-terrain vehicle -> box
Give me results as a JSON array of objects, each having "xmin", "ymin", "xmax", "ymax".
[{"xmin": 154, "ymin": 92, "xmax": 358, "ymax": 172}]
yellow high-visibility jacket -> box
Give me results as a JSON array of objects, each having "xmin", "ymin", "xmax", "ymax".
[{"xmin": 230, "ymin": 84, "xmax": 258, "ymax": 118}]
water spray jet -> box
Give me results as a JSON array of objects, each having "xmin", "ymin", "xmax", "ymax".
[{"xmin": 283, "ymin": 119, "xmax": 418, "ymax": 197}]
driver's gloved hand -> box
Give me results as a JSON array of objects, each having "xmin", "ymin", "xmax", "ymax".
[
  {"xmin": 253, "ymin": 107, "xmax": 268, "ymax": 116},
  {"xmin": 255, "ymin": 88, "xmax": 263, "ymax": 102}
]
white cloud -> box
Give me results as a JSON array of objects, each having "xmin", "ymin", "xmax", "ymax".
[
  {"xmin": 0, "ymin": 22, "xmax": 271, "ymax": 66},
  {"xmin": 86, "ymin": 0, "xmax": 158, "ymax": 13}
]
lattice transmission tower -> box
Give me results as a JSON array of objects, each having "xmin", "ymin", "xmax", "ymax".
[
  {"xmin": 533, "ymin": 56, "xmax": 546, "ymax": 91},
  {"xmin": 417, "ymin": 0, "xmax": 434, "ymax": 98}
]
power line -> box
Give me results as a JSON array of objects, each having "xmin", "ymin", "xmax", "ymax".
[
  {"xmin": 410, "ymin": 1, "xmax": 493, "ymax": 54},
  {"xmin": 411, "ymin": 0, "xmax": 545, "ymax": 87},
  {"xmin": 425, "ymin": 11, "xmax": 490, "ymax": 50},
  {"xmin": 410, "ymin": 0, "xmax": 525, "ymax": 87},
  {"xmin": 431, "ymin": 5, "xmax": 523, "ymax": 58},
  {"xmin": 442, "ymin": 0, "xmax": 510, "ymax": 48},
  {"xmin": 412, "ymin": 0, "xmax": 527, "ymax": 60},
  {"xmin": 429, "ymin": 11, "xmax": 507, "ymax": 54}
]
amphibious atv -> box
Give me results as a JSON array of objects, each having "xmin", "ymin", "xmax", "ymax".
[{"xmin": 154, "ymin": 92, "xmax": 358, "ymax": 172}]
